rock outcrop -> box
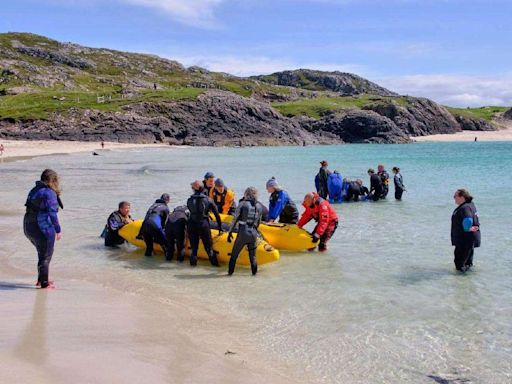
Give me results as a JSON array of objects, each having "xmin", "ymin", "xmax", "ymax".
[
  {"xmin": 252, "ymin": 69, "xmax": 397, "ymax": 96},
  {"xmin": 503, "ymin": 108, "xmax": 512, "ymax": 120}
]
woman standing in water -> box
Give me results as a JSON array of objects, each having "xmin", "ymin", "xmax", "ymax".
[
  {"xmin": 451, "ymin": 188, "xmax": 480, "ymax": 272},
  {"xmin": 392, "ymin": 166, "xmax": 406, "ymax": 200},
  {"xmin": 24, "ymin": 169, "xmax": 63, "ymax": 288}
]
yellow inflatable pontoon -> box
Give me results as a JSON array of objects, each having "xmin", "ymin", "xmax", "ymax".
[
  {"xmin": 219, "ymin": 214, "xmax": 316, "ymax": 251},
  {"xmin": 118, "ymin": 220, "xmax": 280, "ymax": 266}
]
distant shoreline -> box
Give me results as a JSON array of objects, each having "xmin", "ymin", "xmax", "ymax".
[{"xmin": 2, "ymin": 129, "xmax": 512, "ymax": 163}]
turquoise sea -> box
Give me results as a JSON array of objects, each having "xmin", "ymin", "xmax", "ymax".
[{"xmin": 1, "ymin": 142, "xmax": 511, "ymax": 383}]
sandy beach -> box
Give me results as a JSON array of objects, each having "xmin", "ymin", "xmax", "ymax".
[
  {"xmin": 0, "ymin": 139, "xmax": 170, "ymax": 162},
  {"xmin": 412, "ymin": 124, "xmax": 512, "ymax": 142}
]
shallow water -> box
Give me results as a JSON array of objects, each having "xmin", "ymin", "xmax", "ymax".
[{"xmin": 1, "ymin": 142, "xmax": 511, "ymax": 383}]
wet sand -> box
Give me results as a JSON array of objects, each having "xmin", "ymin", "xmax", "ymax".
[
  {"xmin": 0, "ymin": 268, "xmax": 303, "ymax": 384},
  {"xmin": 0, "ymin": 140, "xmax": 170, "ymax": 162}
]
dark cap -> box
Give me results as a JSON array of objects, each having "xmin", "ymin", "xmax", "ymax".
[
  {"xmin": 214, "ymin": 178, "xmax": 224, "ymax": 187},
  {"xmin": 204, "ymin": 171, "xmax": 215, "ymax": 179}
]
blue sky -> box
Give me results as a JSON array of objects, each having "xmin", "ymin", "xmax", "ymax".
[{"xmin": 2, "ymin": 0, "xmax": 512, "ymax": 107}]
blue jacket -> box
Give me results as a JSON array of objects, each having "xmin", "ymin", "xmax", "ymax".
[
  {"xmin": 327, "ymin": 172, "xmax": 343, "ymax": 202},
  {"xmin": 268, "ymin": 190, "xmax": 298, "ymax": 222},
  {"xmin": 25, "ymin": 181, "xmax": 61, "ymax": 233}
]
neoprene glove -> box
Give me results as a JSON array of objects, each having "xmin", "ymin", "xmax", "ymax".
[
  {"xmin": 311, "ymin": 233, "xmax": 320, "ymax": 243},
  {"xmin": 227, "ymin": 232, "xmax": 233, "ymax": 243}
]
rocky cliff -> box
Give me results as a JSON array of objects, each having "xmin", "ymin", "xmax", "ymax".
[{"xmin": 0, "ymin": 32, "xmax": 501, "ymax": 145}]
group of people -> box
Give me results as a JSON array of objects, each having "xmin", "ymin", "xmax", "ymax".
[
  {"xmin": 315, "ymin": 161, "xmax": 406, "ymax": 203},
  {"xmin": 104, "ymin": 172, "xmax": 339, "ymax": 275},
  {"xmin": 23, "ymin": 165, "xmax": 481, "ymax": 289}
]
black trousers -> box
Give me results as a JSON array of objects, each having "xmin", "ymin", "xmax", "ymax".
[
  {"xmin": 229, "ymin": 225, "xmax": 258, "ymax": 275},
  {"xmin": 454, "ymin": 245, "xmax": 474, "ymax": 271},
  {"xmin": 188, "ymin": 220, "xmax": 218, "ymax": 266},
  {"xmin": 141, "ymin": 222, "xmax": 169, "ymax": 257},
  {"xmin": 395, "ymin": 188, "xmax": 404, "ymax": 200},
  {"xmin": 24, "ymin": 218, "xmax": 55, "ymax": 288},
  {"xmin": 165, "ymin": 219, "xmax": 187, "ymax": 261}
]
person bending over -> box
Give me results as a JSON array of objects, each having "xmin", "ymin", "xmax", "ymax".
[
  {"xmin": 298, "ymin": 192, "xmax": 338, "ymax": 252},
  {"xmin": 165, "ymin": 205, "xmax": 189, "ymax": 262},
  {"xmin": 140, "ymin": 194, "xmax": 171, "ymax": 259},
  {"xmin": 266, "ymin": 177, "xmax": 299, "ymax": 224}
]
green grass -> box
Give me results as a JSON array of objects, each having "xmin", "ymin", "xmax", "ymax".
[
  {"xmin": 272, "ymin": 95, "xmax": 408, "ymax": 118},
  {"xmin": 0, "ymin": 88, "xmax": 205, "ymax": 120},
  {"xmin": 447, "ymin": 106, "xmax": 509, "ymax": 122}
]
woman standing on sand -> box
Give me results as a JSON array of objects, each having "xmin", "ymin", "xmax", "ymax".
[{"xmin": 23, "ymin": 169, "xmax": 63, "ymax": 288}]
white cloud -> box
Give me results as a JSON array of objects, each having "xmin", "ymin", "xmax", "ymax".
[
  {"xmin": 124, "ymin": 0, "xmax": 223, "ymax": 27},
  {"xmin": 169, "ymin": 54, "xmax": 366, "ymax": 77},
  {"xmin": 378, "ymin": 74, "xmax": 512, "ymax": 107}
]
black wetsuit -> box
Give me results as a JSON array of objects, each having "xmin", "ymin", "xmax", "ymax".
[
  {"xmin": 346, "ymin": 182, "xmax": 364, "ymax": 202},
  {"xmin": 394, "ymin": 173, "xmax": 406, "ymax": 200},
  {"xmin": 140, "ymin": 199, "xmax": 170, "ymax": 258},
  {"xmin": 104, "ymin": 211, "xmax": 132, "ymax": 247},
  {"xmin": 228, "ymin": 199, "xmax": 263, "ymax": 275},
  {"xmin": 186, "ymin": 191, "xmax": 222, "ymax": 266},
  {"xmin": 378, "ymin": 170, "xmax": 390, "ymax": 198},
  {"xmin": 316, "ymin": 167, "xmax": 331, "ymax": 199},
  {"xmin": 451, "ymin": 201, "xmax": 481, "ymax": 271},
  {"xmin": 165, "ymin": 205, "xmax": 189, "ymax": 261},
  {"xmin": 369, "ymin": 174, "xmax": 383, "ymax": 201}
]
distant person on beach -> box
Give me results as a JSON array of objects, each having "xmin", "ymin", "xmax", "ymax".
[
  {"xmin": 315, "ymin": 160, "xmax": 331, "ymax": 199},
  {"xmin": 392, "ymin": 167, "xmax": 406, "ymax": 200},
  {"xmin": 187, "ymin": 180, "xmax": 223, "ymax": 266},
  {"xmin": 367, "ymin": 168, "xmax": 383, "ymax": 201},
  {"xmin": 23, "ymin": 169, "xmax": 63, "ymax": 289},
  {"xmin": 297, "ymin": 192, "xmax": 338, "ymax": 252},
  {"xmin": 101, "ymin": 141, "xmax": 105, "ymax": 149},
  {"xmin": 266, "ymin": 177, "xmax": 299, "ymax": 224},
  {"xmin": 165, "ymin": 205, "xmax": 190, "ymax": 262},
  {"xmin": 227, "ymin": 187, "xmax": 264, "ymax": 275},
  {"xmin": 451, "ymin": 189, "xmax": 481, "ymax": 272},
  {"xmin": 377, "ymin": 164, "xmax": 390, "ymax": 198},
  {"xmin": 104, "ymin": 201, "xmax": 133, "ymax": 247},
  {"xmin": 139, "ymin": 194, "xmax": 171, "ymax": 259},
  {"xmin": 209, "ymin": 178, "xmax": 236, "ymax": 215},
  {"xmin": 0, "ymin": 143, "xmax": 4, "ymax": 156},
  {"xmin": 202, "ymin": 171, "xmax": 215, "ymax": 196}
]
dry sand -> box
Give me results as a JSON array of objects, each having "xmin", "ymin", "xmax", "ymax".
[{"xmin": 412, "ymin": 123, "xmax": 512, "ymax": 142}]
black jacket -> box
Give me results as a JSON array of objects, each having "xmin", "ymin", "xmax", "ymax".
[{"xmin": 451, "ymin": 201, "xmax": 481, "ymax": 247}]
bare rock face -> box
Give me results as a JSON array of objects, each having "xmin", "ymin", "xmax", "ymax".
[
  {"xmin": 307, "ymin": 110, "xmax": 411, "ymax": 144},
  {"xmin": 503, "ymin": 108, "xmax": 512, "ymax": 120},
  {"xmin": 0, "ymin": 91, "xmax": 341, "ymax": 146},
  {"xmin": 453, "ymin": 115, "xmax": 495, "ymax": 131}
]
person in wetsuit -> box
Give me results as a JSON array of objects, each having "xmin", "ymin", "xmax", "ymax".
[
  {"xmin": 187, "ymin": 180, "xmax": 223, "ymax": 266},
  {"xmin": 165, "ymin": 205, "xmax": 189, "ymax": 262},
  {"xmin": 24, "ymin": 169, "xmax": 63, "ymax": 289},
  {"xmin": 315, "ymin": 160, "xmax": 331, "ymax": 199},
  {"xmin": 367, "ymin": 168, "xmax": 383, "ymax": 201},
  {"xmin": 451, "ymin": 189, "xmax": 481, "ymax": 272},
  {"xmin": 227, "ymin": 187, "xmax": 263, "ymax": 275},
  {"xmin": 377, "ymin": 164, "xmax": 390, "ymax": 199},
  {"xmin": 392, "ymin": 166, "xmax": 406, "ymax": 200},
  {"xmin": 202, "ymin": 171, "xmax": 215, "ymax": 196},
  {"xmin": 297, "ymin": 192, "xmax": 339, "ymax": 252},
  {"xmin": 140, "ymin": 194, "xmax": 171, "ymax": 259},
  {"xmin": 209, "ymin": 178, "xmax": 236, "ymax": 215},
  {"xmin": 266, "ymin": 177, "xmax": 299, "ymax": 224},
  {"xmin": 104, "ymin": 201, "xmax": 133, "ymax": 247},
  {"xmin": 345, "ymin": 179, "xmax": 368, "ymax": 202}
]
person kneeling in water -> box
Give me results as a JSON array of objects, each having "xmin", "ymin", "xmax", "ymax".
[
  {"xmin": 298, "ymin": 192, "xmax": 339, "ymax": 252},
  {"xmin": 227, "ymin": 187, "xmax": 263, "ymax": 275},
  {"xmin": 104, "ymin": 201, "xmax": 133, "ymax": 247}
]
